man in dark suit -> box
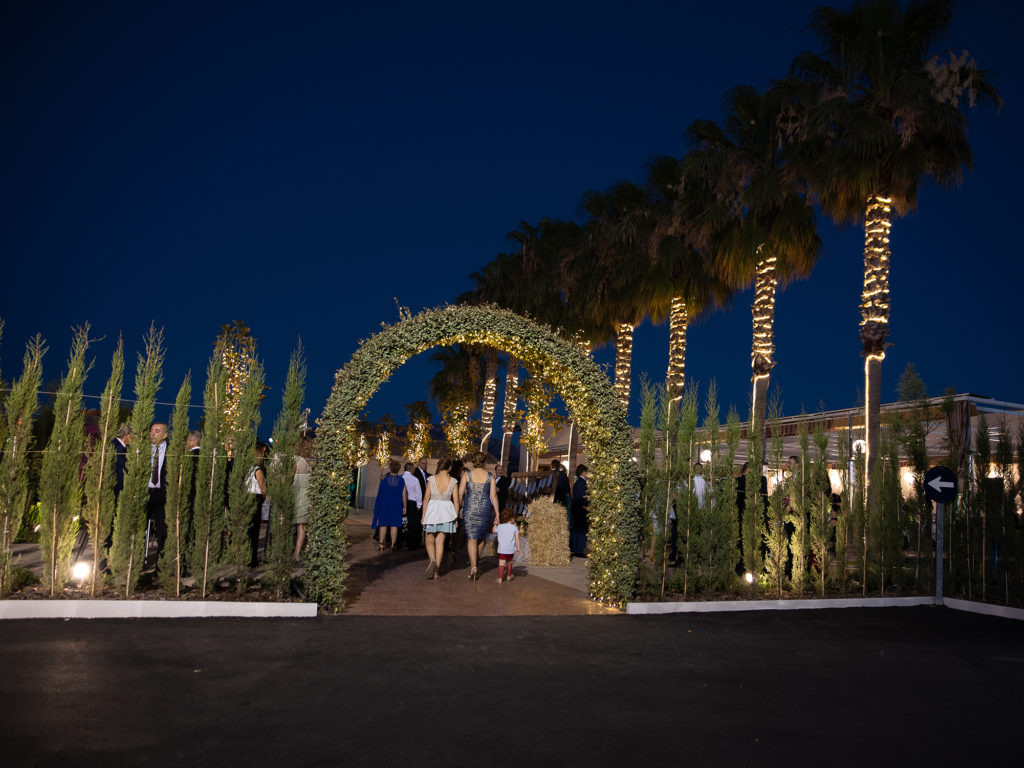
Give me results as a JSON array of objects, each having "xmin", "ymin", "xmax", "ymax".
[
  {"xmin": 146, "ymin": 422, "xmax": 169, "ymax": 565},
  {"xmin": 413, "ymin": 457, "xmax": 429, "ymax": 496},
  {"xmin": 494, "ymin": 463, "xmax": 511, "ymax": 512},
  {"xmin": 186, "ymin": 430, "xmax": 201, "ymax": 515},
  {"xmin": 112, "ymin": 424, "xmax": 132, "ymax": 499}
]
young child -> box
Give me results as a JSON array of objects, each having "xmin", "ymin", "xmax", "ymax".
[{"xmin": 494, "ymin": 507, "xmax": 520, "ymax": 583}]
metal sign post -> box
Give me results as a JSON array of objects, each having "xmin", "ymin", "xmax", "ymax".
[
  {"xmin": 923, "ymin": 465, "xmax": 957, "ymax": 604},
  {"xmin": 935, "ymin": 502, "xmax": 944, "ymax": 602}
]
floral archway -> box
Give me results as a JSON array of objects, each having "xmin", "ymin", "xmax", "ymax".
[{"xmin": 306, "ymin": 304, "xmax": 640, "ymax": 612}]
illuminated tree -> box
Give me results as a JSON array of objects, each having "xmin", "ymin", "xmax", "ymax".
[
  {"xmin": 215, "ymin": 321, "xmax": 259, "ymax": 442},
  {"xmin": 789, "ymin": 0, "xmax": 1000, "ymax": 496},
  {"xmin": 683, "ymin": 85, "xmax": 820, "ymax": 440},
  {"xmin": 405, "ymin": 401, "xmax": 433, "ymax": 460}
]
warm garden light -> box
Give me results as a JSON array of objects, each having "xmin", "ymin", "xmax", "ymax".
[
  {"xmin": 699, "ymin": 449, "xmax": 712, "ymax": 463},
  {"xmin": 72, "ymin": 561, "xmax": 91, "ymax": 581},
  {"xmin": 745, "ymin": 572, "xmax": 754, "ymax": 584}
]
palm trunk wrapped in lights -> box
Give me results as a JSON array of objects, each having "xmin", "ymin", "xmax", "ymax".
[
  {"xmin": 860, "ymin": 195, "xmax": 892, "ymax": 493},
  {"xmin": 667, "ymin": 298, "xmax": 688, "ymax": 401},
  {"xmin": 612, "ymin": 322, "xmax": 634, "ymax": 412},
  {"xmin": 500, "ymin": 355, "xmax": 519, "ymax": 465},
  {"xmin": 479, "ymin": 349, "xmax": 498, "ymax": 451},
  {"xmin": 750, "ymin": 251, "xmax": 778, "ymax": 447}
]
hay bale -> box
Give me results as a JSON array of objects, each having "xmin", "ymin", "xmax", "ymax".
[{"xmin": 525, "ymin": 497, "xmax": 571, "ymax": 567}]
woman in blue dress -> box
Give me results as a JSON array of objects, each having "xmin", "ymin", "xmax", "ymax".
[
  {"xmin": 458, "ymin": 451, "xmax": 500, "ymax": 580},
  {"xmin": 373, "ymin": 459, "xmax": 407, "ymax": 552}
]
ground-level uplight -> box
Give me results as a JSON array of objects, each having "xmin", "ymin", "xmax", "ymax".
[
  {"xmin": 72, "ymin": 561, "xmax": 91, "ymax": 581},
  {"xmin": 744, "ymin": 572, "xmax": 754, "ymax": 585}
]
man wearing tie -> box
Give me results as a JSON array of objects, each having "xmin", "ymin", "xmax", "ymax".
[{"xmin": 147, "ymin": 422, "xmax": 169, "ymax": 564}]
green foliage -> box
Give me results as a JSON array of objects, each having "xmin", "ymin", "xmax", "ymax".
[
  {"xmin": 190, "ymin": 354, "xmax": 228, "ymax": 596},
  {"xmin": 265, "ymin": 345, "xmax": 306, "ymax": 595},
  {"xmin": 763, "ymin": 397, "xmax": 788, "ymax": 597},
  {"xmin": 311, "ymin": 304, "xmax": 638, "ymax": 610},
  {"xmin": 82, "ymin": 339, "xmax": 124, "ymax": 595},
  {"xmin": 807, "ymin": 422, "xmax": 832, "ymax": 597},
  {"xmin": 636, "ymin": 377, "xmax": 661, "ymax": 564},
  {"xmin": 672, "ymin": 386, "xmax": 699, "ymax": 597},
  {"xmin": 222, "ymin": 356, "xmax": 264, "ymax": 589},
  {"xmin": 38, "ymin": 326, "xmax": 92, "ymax": 595},
  {"xmin": 0, "ymin": 336, "xmax": 45, "ymax": 596},
  {"xmin": 158, "ymin": 376, "xmax": 194, "ymax": 596},
  {"xmin": 110, "ymin": 325, "xmax": 164, "ymax": 597}
]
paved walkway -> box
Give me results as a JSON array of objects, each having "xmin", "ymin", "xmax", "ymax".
[{"xmin": 341, "ymin": 508, "xmax": 615, "ymax": 616}]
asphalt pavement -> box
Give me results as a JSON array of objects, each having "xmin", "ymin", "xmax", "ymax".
[{"xmin": 2, "ymin": 606, "xmax": 1021, "ymax": 766}]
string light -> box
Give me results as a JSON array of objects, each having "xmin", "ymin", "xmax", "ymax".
[
  {"xmin": 612, "ymin": 322, "xmax": 633, "ymax": 411},
  {"xmin": 667, "ymin": 298, "xmax": 687, "ymax": 400}
]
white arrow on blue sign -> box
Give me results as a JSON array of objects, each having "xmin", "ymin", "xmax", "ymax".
[{"xmin": 923, "ymin": 465, "xmax": 958, "ymax": 503}]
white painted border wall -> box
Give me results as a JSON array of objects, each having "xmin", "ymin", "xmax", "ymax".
[
  {"xmin": 0, "ymin": 600, "xmax": 317, "ymax": 619},
  {"xmin": 626, "ymin": 596, "xmax": 936, "ymax": 614}
]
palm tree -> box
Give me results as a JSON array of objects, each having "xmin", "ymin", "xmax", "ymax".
[
  {"xmin": 683, "ymin": 84, "xmax": 821, "ymax": 442},
  {"xmin": 568, "ymin": 182, "xmax": 663, "ymax": 414},
  {"xmin": 788, "ymin": 0, "xmax": 1000, "ymax": 488},
  {"xmin": 648, "ymin": 155, "xmax": 733, "ymax": 405}
]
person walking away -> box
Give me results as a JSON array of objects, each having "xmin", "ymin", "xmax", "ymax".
[
  {"xmin": 402, "ymin": 461, "xmax": 423, "ymax": 550},
  {"xmin": 459, "ymin": 451, "xmax": 499, "ymax": 581},
  {"xmin": 420, "ymin": 458, "xmax": 460, "ymax": 579},
  {"xmin": 373, "ymin": 460, "xmax": 406, "ymax": 552},
  {"xmin": 494, "ymin": 507, "xmax": 520, "ymax": 583}
]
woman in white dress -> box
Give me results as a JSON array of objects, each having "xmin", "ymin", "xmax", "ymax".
[{"xmin": 420, "ymin": 458, "xmax": 461, "ymax": 580}]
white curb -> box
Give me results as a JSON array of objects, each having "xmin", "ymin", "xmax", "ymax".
[
  {"xmin": 625, "ymin": 596, "xmax": 937, "ymax": 614},
  {"xmin": 943, "ymin": 597, "xmax": 1024, "ymax": 621},
  {"xmin": 0, "ymin": 600, "xmax": 317, "ymax": 619}
]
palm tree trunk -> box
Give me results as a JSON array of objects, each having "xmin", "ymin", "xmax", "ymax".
[
  {"xmin": 500, "ymin": 355, "xmax": 519, "ymax": 467},
  {"xmin": 860, "ymin": 195, "xmax": 892, "ymax": 506},
  {"xmin": 667, "ymin": 298, "xmax": 688, "ymax": 403},
  {"xmin": 479, "ymin": 349, "xmax": 498, "ymax": 451},
  {"xmin": 613, "ymin": 323, "xmax": 634, "ymax": 412},
  {"xmin": 750, "ymin": 251, "xmax": 777, "ymax": 452}
]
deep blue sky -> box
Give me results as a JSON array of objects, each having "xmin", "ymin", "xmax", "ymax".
[{"xmin": 1, "ymin": 1, "xmax": 1020, "ymax": 433}]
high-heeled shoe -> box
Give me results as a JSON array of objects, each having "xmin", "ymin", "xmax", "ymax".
[
  {"xmin": 468, "ymin": 567, "xmax": 478, "ymax": 581},
  {"xmin": 432, "ymin": 563, "xmax": 440, "ymax": 580},
  {"xmin": 389, "ymin": 545, "xmax": 397, "ymax": 553},
  {"xmin": 426, "ymin": 560, "xmax": 436, "ymax": 575},
  {"xmin": 376, "ymin": 543, "xmax": 386, "ymax": 552}
]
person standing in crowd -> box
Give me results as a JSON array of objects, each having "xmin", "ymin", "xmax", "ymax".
[
  {"xmin": 186, "ymin": 430, "xmax": 201, "ymax": 516},
  {"xmin": 494, "ymin": 463, "xmax": 511, "ymax": 511},
  {"xmin": 494, "ymin": 507, "xmax": 520, "ymax": 583},
  {"xmin": 112, "ymin": 424, "xmax": 132, "ymax": 499},
  {"xmin": 570, "ymin": 464, "xmax": 589, "ymax": 558},
  {"xmin": 551, "ymin": 459, "xmax": 572, "ymax": 553},
  {"xmin": 373, "ymin": 459, "xmax": 406, "ymax": 553},
  {"xmin": 146, "ymin": 422, "xmax": 169, "ymax": 565},
  {"xmin": 402, "ymin": 461, "xmax": 423, "ymax": 550},
  {"xmin": 420, "ymin": 458, "xmax": 459, "ymax": 580},
  {"xmin": 459, "ymin": 451, "xmax": 499, "ymax": 581},
  {"xmin": 246, "ymin": 443, "xmax": 268, "ymax": 567},
  {"xmin": 292, "ymin": 436, "xmax": 314, "ymax": 561},
  {"xmin": 414, "ymin": 457, "xmax": 430, "ymax": 496}
]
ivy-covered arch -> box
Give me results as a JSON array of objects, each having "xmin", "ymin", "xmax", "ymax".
[{"xmin": 307, "ymin": 304, "xmax": 640, "ymax": 612}]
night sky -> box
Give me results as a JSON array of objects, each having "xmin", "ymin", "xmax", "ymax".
[{"xmin": 1, "ymin": 1, "xmax": 1020, "ymax": 435}]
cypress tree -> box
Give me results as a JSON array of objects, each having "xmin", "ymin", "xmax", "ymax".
[
  {"xmin": 38, "ymin": 326, "xmax": 92, "ymax": 595},
  {"xmin": 0, "ymin": 335, "xmax": 45, "ymax": 595},
  {"xmin": 787, "ymin": 418, "xmax": 811, "ymax": 594},
  {"xmin": 743, "ymin": 397, "xmax": 766, "ymax": 588},
  {"xmin": 158, "ymin": 375, "xmax": 193, "ymax": 596},
  {"xmin": 674, "ymin": 387, "xmax": 698, "ymax": 597},
  {"xmin": 808, "ymin": 421, "xmax": 832, "ymax": 598},
  {"xmin": 636, "ymin": 377, "xmax": 659, "ymax": 568},
  {"xmin": 222, "ymin": 356, "xmax": 263, "ymax": 590},
  {"xmin": 109, "ymin": 326, "xmax": 164, "ymax": 596},
  {"xmin": 265, "ymin": 345, "xmax": 306, "ymax": 596},
  {"xmin": 763, "ymin": 397, "xmax": 788, "ymax": 597},
  {"xmin": 82, "ymin": 338, "xmax": 124, "ymax": 595},
  {"xmin": 190, "ymin": 354, "xmax": 228, "ymax": 597}
]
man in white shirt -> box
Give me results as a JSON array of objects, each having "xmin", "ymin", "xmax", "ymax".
[
  {"xmin": 147, "ymin": 422, "xmax": 169, "ymax": 564},
  {"xmin": 403, "ymin": 461, "xmax": 423, "ymax": 550}
]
